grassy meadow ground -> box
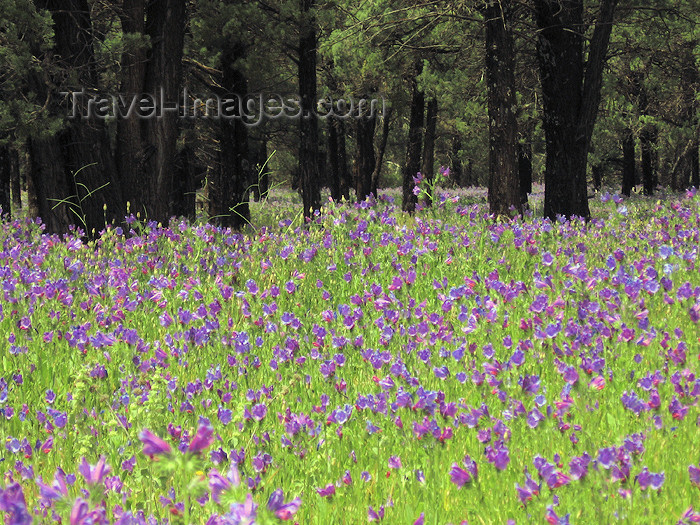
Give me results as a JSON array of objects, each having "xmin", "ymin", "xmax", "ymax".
[{"xmin": 0, "ymin": 184, "xmax": 699, "ymax": 524}]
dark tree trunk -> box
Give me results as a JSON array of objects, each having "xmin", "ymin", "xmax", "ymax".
[
  {"xmin": 27, "ymin": 137, "xmax": 73, "ymax": 233},
  {"xmin": 535, "ymin": 0, "xmax": 617, "ymax": 220},
  {"xmin": 354, "ymin": 114, "xmax": 376, "ymax": 201},
  {"xmin": 0, "ymin": 145, "xmax": 10, "ymax": 218},
  {"xmin": 251, "ymin": 139, "xmax": 269, "ymax": 201},
  {"xmin": 118, "ymin": 0, "xmax": 186, "ymax": 225},
  {"xmin": 371, "ymin": 106, "xmax": 392, "ymax": 196},
  {"xmin": 402, "ymin": 62, "xmax": 424, "ymax": 213},
  {"xmin": 450, "ymin": 137, "xmax": 463, "ymax": 187},
  {"xmin": 592, "ymin": 163, "xmax": 603, "ymax": 192},
  {"xmin": 518, "ymin": 142, "xmax": 532, "ymax": 206},
  {"xmin": 421, "ymin": 98, "xmax": 437, "ymax": 206},
  {"xmin": 466, "ymin": 158, "xmax": 474, "ymax": 187},
  {"xmin": 10, "ymin": 148, "xmax": 21, "ymax": 210},
  {"xmin": 171, "ymin": 143, "xmax": 197, "ymax": 220},
  {"xmin": 38, "ymin": 0, "xmax": 124, "ymax": 235},
  {"xmin": 143, "ymin": 0, "xmax": 186, "ymax": 224},
  {"xmin": 210, "ymin": 41, "xmax": 250, "ymax": 229},
  {"xmin": 328, "ymin": 118, "xmax": 340, "ymax": 201},
  {"xmin": 117, "ymin": 0, "xmax": 147, "ymax": 220},
  {"xmin": 485, "ymin": 2, "xmax": 520, "ymax": 217},
  {"xmin": 334, "ymin": 119, "xmax": 350, "ymax": 200},
  {"xmin": 298, "ymin": 0, "xmax": 320, "ymax": 219},
  {"xmin": 640, "ymin": 125, "xmax": 657, "ymax": 196},
  {"xmin": 680, "ymin": 44, "xmax": 699, "ymax": 189},
  {"xmin": 621, "ymin": 130, "xmax": 635, "ymax": 197}
]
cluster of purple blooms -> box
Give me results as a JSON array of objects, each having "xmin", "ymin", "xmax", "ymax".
[{"xmin": 1, "ymin": 188, "xmax": 700, "ymax": 523}]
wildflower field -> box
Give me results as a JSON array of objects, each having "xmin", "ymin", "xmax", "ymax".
[{"xmin": 1, "ymin": 187, "xmax": 699, "ymax": 524}]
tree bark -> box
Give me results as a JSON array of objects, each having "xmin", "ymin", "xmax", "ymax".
[
  {"xmin": 640, "ymin": 125, "xmax": 657, "ymax": 196},
  {"xmin": 621, "ymin": 129, "xmax": 635, "ymax": 196},
  {"xmin": 402, "ymin": 61, "xmax": 424, "ymax": 213},
  {"xmin": 10, "ymin": 148, "xmax": 21, "ymax": 210},
  {"xmin": 210, "ymin": 41, "xmax": 250, "ymax": 229},
  {"xmin": 38, "ymin": 0, "xmax": 124, "ymax": 235},
  {"xmin": 518, "ymin": 142, "xmax": 532, "ymax": 206},
  {"xmin": 251, "ymin": 138, "xmax": 269, "ymax": 201},
  {"xmin": 298, "ymin": 0, "xmax": 320, "ymax": 219},
  {"xmin": 591, "ymin": 163, "xmax": 602, "ymax": 192},
  {"xmin": 354, "ymin": 114, "xmax": 376, "ymax": 201},
  {"xmin": 485, "ymin": 2, "xmax": 520, "ymax": 217},
  {"xmin": 117, "ymin": 0, "xmax": 147, "ymax": 220},
  {"xmin": 450, "ymin": 137, "xmax": 463, "ymax": 187},
  {"xmin": 422, "ymin": 98, "xmax": 438, "ymax": 206},
  {"xmin": 171, "ymin": 142, "xmax": 197, "ymax": 220},
  {"xmin": 535, "ymin": 0, "xmax": 617, "ymax": 220},
  {"xmin": 328, "ymin": 118, "xmax": 340, "ymax": 201},
  {"xmin": 28, "ymin": 137, "xmax": 73, "ymax": 233},
  {"xmin": 118, "ymin": 0, "xmax": 186, "ymax": 225},
  {"xmin": 371, "ymin": 106, "xmax": 392, "ymax": 196},
  {"xmin": 0, "ymin": 145, "xmax": 10, "ymax": 218}
]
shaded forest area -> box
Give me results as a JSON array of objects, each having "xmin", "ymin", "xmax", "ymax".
[{"xmin": 0, "ymin": 0, "xmax": 698, "ymax": 235}]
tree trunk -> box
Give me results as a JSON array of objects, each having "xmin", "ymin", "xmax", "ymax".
[
  {"xmin": 402, "ymin": 61, "xmax": 424, "ymax": 213},
  {"xmin": 171, "ymin": 143, "xmax": 197, "ymax": 220},
  {"xmin": 298, "ymin": 0, "xmax": 320, "ymax": 219},
  {"xmin": 38, "ymin": 0, "xmax": 124, "ymax": 235},
  {"xmin": 621, "ymin": 130, "xmax": 635, "ymax": 196},
  {"xmin": 28, "ymin": 137, "xmax": 73, "ymax": 233},
  {"xmin": 371, "ymin": 106, "xmax": 392, "ymax": 196},
  {"xmin": 680, "ymin": 43, "xmax": 699, "ymax": 189},
  {"xmin": 118, "ymin": 0, "xmax": 186, "ymax": 225},
  {"xmin": 518, "ymin": 142, "xmax": 532, "ymax": 206},
  {"xmin": 485, "ymin": 2, "xmax": 520, "ymax": 217},
  {"xmin": 0, "ymin": 145, "xmax": 10, "ymax": 218},
  {"xmin": 117, "ymin": 0, "xmax": 147, "ymax": 220},
  {"xmin": 535, "ymin": 0, "xmax": 617, "ymax": 220},
  {"xmin": 10, "ymin": 148, "xmax": 21, "ymax": 210},
  {"xmin": 328, "ymin": 118, "xmax": 340, "ymax": 201},
  {"xmin": 450, "ymin": 137, "xmax": 463, "ymax": 187},
  {"xmin": 422, "ymin": 98, "xmax": 438, "ymax": 206},
  {"xmin": 335, "ymin": 119, "xmax": 350, "ymax": 200},
  {"xmin": 354, "ymin": 114, "xmax": 376, "ymax": 201},
  {"xmin": 210, "ymin": 41, "xmax": 250, "ymax": 229},
  {"xmin": 591, "ymin": 163, "xmax": 603, "ymax": 192},
  {"xmin": 251, "ymin": 138, "xmax": 269, "ymax": 201},
  {"xmin": 640, "ymin": 125, "xmax": 657, "ymax": 196}
]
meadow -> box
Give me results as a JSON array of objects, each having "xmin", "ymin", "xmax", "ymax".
[{"xmin": 1, "ymin": 183, "xmax": 699, "ymax": 524}]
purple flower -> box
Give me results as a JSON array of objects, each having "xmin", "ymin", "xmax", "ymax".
[
  {"xmin": 209, "ymin": 464, "xmax": 241, "ymax": 503},
  {"xmin": 225, "ymin": 493, "xmax": 257, "ymax": 524},
  {"xmin": 463, "ymin": 455, "xmax": 478, "ymax": 479},
  {"xmin": 636, "ymin": 467, "xmax": 665, "ymax": 490},
  {"xmin": 316, "ymin": 484, "xmax": 335, "ymax": 497},
  {"xmin": 545, "ymin": 505, "xmax": 570, "ymax": 525},
  {"xmin": 139, "ymin": 429, "xmax": 172, "ymax": 458},
  {"xmin": 78, "ymin": 455, "xmax": 111, "ymax": 486},
  {"xmin": 388, "ymin": 456, "xmax": 402, "ymax": 470},
  {"xmin": 251, "ymin": 403, "xmax": 268, "ymax": 422},
  {"xmin": 189, "ymin": 422, "xmax": 214, "ymax": 453},
  {"xmin": 450, "ymin": 463, "xmax": 471, "ymax": 487},
  {"xmin": 689, "ymin": 464, "xmax": 700, "ymax": 487},
  {"xmin": 368, "ymin": 505, "xmax": 385, "ymax": 522},
  {"xmin": 0, "ymin": 482, "xmax": 32, "ymax": 524},
  {"xmin": 70, "ymin": 498, "xmax": 108, "ymax": 525},
  {"xmin": 414, "ymin": 513, "xmax": 425, "ymax": 525},
  {"xmin": 267, "ymin": 488, "xmax": 301, "ymax": 520}
]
